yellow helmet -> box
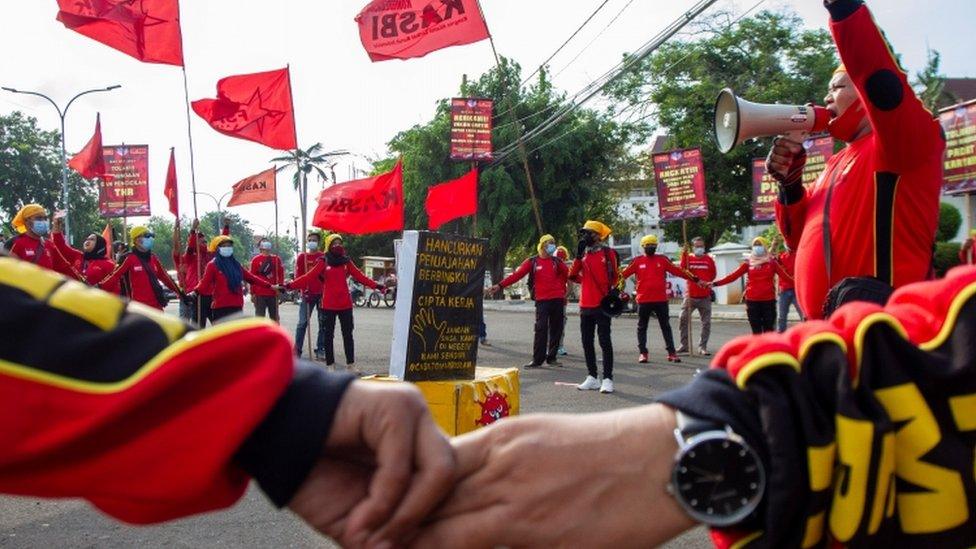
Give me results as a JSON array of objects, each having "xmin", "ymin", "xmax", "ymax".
[{"xmin": 640, "ymin": 235, "xmax": 659, "ymax": 248}]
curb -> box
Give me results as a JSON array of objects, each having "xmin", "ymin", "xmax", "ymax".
[{"xmin": 482, "ymin": 300, "xmax": 804, "ymax": 322}]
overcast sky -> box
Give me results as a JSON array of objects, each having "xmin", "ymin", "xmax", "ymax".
[{"xmin": 3, "ymin": 0, "xmax": 974, "ymax": 237}]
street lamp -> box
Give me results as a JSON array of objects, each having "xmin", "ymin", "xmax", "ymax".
[
  {"xmin": 193, "ymin": 190, "xmax": 233, "ymax": 233},
  {"xmin": 1, "ymin": 84, "xmax": 122, "ymax": 243}
]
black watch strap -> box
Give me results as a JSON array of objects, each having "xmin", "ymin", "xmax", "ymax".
[{"xmin": 675, "ymin": 410, "xmax": 725, "ymax": 442}]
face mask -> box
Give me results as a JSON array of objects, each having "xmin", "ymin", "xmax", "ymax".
[
  {"xmin": 753, "ymin": 245, "xmax": 766, "ymax": 256},
  {"xmin": 260, "ymin": 241, "xmax": 272, "ymax": 250},
  {"xmin": 644, "ymin": 246, "xmax": 657, "ymax": 256},
  {"xmin": 32, "ymin": 220, "xmax": 49, "ymax": 236},
  {"xmin": 693, "ymin": 247, "xmax": 705, "ymax": 257},
  {"xmin": 141, "ymin": 237, "xmax": 154, "ymax": 251},
  {"xmin": 827, "ymin": 99, "xmax": 867, "ymax": 142},
  {"xmin": 545, "ymin": 243, "xmax": 557, "ymax": 255},
  {"xmin": 218, "ymin": 246, "xmax": 234, "ymax": 258},
  {"xmin": 307, "ymin": 241, "xmax": 319, "ymax": 251},
  {"xmin": 332, "ymin": 245, "xmax": 346, "ymax": 256}
]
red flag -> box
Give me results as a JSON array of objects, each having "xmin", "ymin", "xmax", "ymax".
[
  {"xmin": 55, "ymin": 0, "xmax": 183, "ymax": 66},
  {"xmin": 425, "ymin": 168, "xmax": 478, "ymax": 230},
  {"xmin": 191, "ymin": 68, "xmax": 298, "ymax": 150},
  {"xmin": 68, "ymin": 114, "xmax": 109, "ymax": 180},
  {"xmin": 227, "ymin": 168, "xmax": 277, "ymax": 207},
  {"xmin": 102, "ymin": 223, "xmax": 114, "ymax": 260},
  {"xmin": 312, "ymin": 160, "xmax": 404, "ymax": 234},
  {"xmin": 164, "ymin": 148, "xmax": 179, "ymax": 216},
  {"xmin": 355, "ymin": 0, "xmax": 489, "ymax": 62}
]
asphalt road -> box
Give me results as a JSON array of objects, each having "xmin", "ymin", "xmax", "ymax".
[{"xmin": 1, "ymin": 301, "xmax": 766, "ymax": 548}]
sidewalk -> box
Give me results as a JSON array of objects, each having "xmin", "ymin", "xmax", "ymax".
[{"xmin": 482, "ymin": 299, "xmax": 804, "ymax": 321}]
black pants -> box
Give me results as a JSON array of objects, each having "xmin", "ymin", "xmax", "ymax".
[
  {"xmin": 194, "ymin": 295, "xmax": 213, "ymax": 327},
  {"xmin": 533, "ymin": 299, "xmax": 566, "ymax": 364},
  {"xmin": 321, "ymin": 308, "xmax": 355, "ymax": 365},
  {"xmin": 254, "ymin": 295, "xmax": 279, "ymax": 322},
  {"xmin": 210, "ymin": 306, "xmax": 242, "ymax": 323},
  {"xmin": 637, "ymin": 302, "xmax": 676, "ymax": 354},
  {"xmin": 580, "ymin": 309, "xmax": 613, "ymax": 379},
  {"xmin": 746, "ymin": 300, "xmax": 776, "ymax": 334}
]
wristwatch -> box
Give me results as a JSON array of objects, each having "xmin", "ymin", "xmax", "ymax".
[{"xmin": 667, "ymin": 411, "xmax": 765, "ymax": 527}]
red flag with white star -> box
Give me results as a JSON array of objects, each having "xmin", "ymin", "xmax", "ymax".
[
  {"xmin": 55, "ymin": 0, "xmax": 184, "ymax": 66},
  {"xmin": 191, "ymin": 68, "xmax": 298, "ymax": 150}
]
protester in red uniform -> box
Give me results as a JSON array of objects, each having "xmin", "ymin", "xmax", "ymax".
[
  {"xmin": 678, "ymin": 236, "xmax": 717, "ymax": 355},
  {"xmin": 2, "ymin": 204, "xmax": 74, "ymax": 277},
  {"xmin": 173, "ymin": 218, "xmax": 230, "ymax": 326},
  {"xmin": 51, "ymin": 217, "xmax": 120, "ymax": 295},
  {"xmin": 959, "ymin": 229, "xmax": 976, "ymax": 265},
  {"xmin": 711, "ymin": 237, "xmax": 793, "ymax": 334},
  {"xmin": 488, "ymin": 234, "xmax": 569, "ymax": 368},
  {"xmin": 767, "ymin": 0, "xmax": 944, "ymax": 319},
  {"xmin": 286, "ymin": 234, "xmax": 383, "ymax": 369},
  {"xmin": 193, "ymin": 236, "xmax": 273, "ymax": 323},
  {"xmin": 621, "ymin": 235, "xmax": 702, "ymax": 364},
  {"xmin": 293, "ymin": 233, "xmax": 326, "ymax": 358},
  {"xmin": 773, "ymin": 237, "xmax": 804, "ymax": 332},
  {"xmin": 568, "ymin": 220, "xmax": 619, "ymax": 394},
  {"xmin": 97, "ymin": 226, "xmax": 182, "ymax": 310},
  {"xmin": 250, "ymin": 237, "xmax": 284, "ymax": 322}
]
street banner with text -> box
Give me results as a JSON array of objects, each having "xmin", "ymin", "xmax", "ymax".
[
  {"xmin": 450, "ymin": 98, "xmax": 493, "ymax": 161},
  {"xmin": 99, "ymin": 145, "xmax": 151, "ymax": 217},
  {"xmin": 940, "ymin": 100, "xmax": 976, "ymax": 195},
  {"xmin": 800, "ymin": 135, "xmax": 835, "ymax": 188},
  {"xmin": 653, "ymin": 148, "xmax": 708, "ymax": 222},
  {"xmin": 390, "ymin": 231, "xmax": 486, "ymax": 382},
  {"xmin": 752, "ymin": 158, "xmax": 778, "ymax": 222}
]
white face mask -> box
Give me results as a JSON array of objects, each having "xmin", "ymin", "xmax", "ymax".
[
  {"xmin": 307, "ymin": 241, "xmax": 319, "ymax": 251},
  {"xmin": 218, "ymin": 246, "xmax": 234, "ymax": 258},
  {"xmin": 259, "ymin": 241, "xmax": 272, "ymax": 251},
  {"xmin": 693, "ymin": 247, "xmax": 705, "ymax": 257}
]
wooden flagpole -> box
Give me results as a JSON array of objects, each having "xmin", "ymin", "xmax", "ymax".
[{"xmin": 474, "ymin": 0, "xmax": 544, "ymax": 236}]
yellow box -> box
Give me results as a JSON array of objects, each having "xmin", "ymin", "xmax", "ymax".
[{"xmin": 364, "ymin": 367, "xmax": 519, "ymax": 436}]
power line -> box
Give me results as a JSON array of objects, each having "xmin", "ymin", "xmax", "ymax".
[
  {"xmin": 552, "ymin": 0, "xmax": 639, "ymax": 79},
  {"xmin": 520, "ymin": 0, "xmax": 613, "ymax": 87}
]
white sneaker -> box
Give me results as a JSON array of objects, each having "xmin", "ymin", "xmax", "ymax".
[
  {"xmin": 577, "ymin": 375, "xmax": 600, "ymax": 391},
  {"xmin": 600, "ymin": 378, "xmax": 615, "ymax": 394}
]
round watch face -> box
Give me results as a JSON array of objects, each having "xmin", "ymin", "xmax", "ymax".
[{"xmin": 671, "ymin": 432, "xmax": 764, "ymax": 526}]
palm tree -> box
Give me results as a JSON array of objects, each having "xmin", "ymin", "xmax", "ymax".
[{"xmin": 271, "ymin": 143, "xmax": 348, "ymax": 249}]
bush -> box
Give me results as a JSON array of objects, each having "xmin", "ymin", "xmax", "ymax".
[
  {"xmin": 937, "ymin": 202, "xmax": 963, "ymax": 242},
  {"xmin": 933, "ymin": 241, "xmax": 961, "ymax": 277}
]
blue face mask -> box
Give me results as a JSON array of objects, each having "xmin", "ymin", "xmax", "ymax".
[
  {"xmin": 753, "ymin": 245, "xmax": 766, "ymax": 256},
  {"xmin": 141, "ymin": 236, "xmax": 154, "ymax": 251},
  {"xmin": 307, "ymin": 241, "xmax": 319, "ymax": 251},
  {"xmin": 218, "ymin": 246, "xmax": 234, "ymax": 258},
  {"xmin": 545, "ymin": 243, "xmax": 557, "ymax": 255},
  {"xmin": 260, "ymin": 241, "xmax": 272, "ymax": 250},
  {"xmin": 32, "ymin": 220, "xmax": 50, "ymax": 236}
]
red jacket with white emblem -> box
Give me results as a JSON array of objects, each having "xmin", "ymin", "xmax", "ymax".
[{"xmin": 621, "ymin": 254, "xmax": 697, "ymax": 304}]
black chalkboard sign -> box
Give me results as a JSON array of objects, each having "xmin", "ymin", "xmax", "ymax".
[{"xmin": 390, "ymin": 231, "xmax": 487, "ymax": 381}]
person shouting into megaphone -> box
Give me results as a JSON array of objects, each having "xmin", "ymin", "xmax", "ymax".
[{"xmin": 765, "ymin": 0, "xmax": 944, "ymax": 320}]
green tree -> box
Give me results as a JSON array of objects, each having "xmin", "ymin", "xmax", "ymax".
[
  {"xmin": 606, "ymin": 10, "xmax": 837, "ymax": 246},
  {"xmin": 0, "ymin": 111, "xmax": 100, "ymax": 246},
  {"xmin": 271, "ymin": 143, "xmax": 347, "ymax": 251},
  {"xmin": 937, "ymin": 202, "xmax": 963, "ymax": 242},
  {"xmin": 378, "ymin": 59, "xmax": 635, "ymax": 285}
]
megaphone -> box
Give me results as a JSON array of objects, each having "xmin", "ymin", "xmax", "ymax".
[{"xmin": 713, "ymin": 88, "xmax": 830, "ymax": 154}]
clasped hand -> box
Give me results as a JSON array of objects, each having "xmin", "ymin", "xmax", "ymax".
[{"xmin": 291, "ymin": 384, "xmax": 694, "ymax": 549}]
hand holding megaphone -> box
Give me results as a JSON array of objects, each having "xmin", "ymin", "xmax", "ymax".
[{"xmin": 713, "ymin": 88, "xmax": 830, "ymax": 154}]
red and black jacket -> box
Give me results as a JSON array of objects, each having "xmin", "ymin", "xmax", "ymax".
[
  {"xmin": 249, "ymin": 254, "xmax": 284, "ymax": 298},
  {"xmin": 499, "ymin": 256, "xmax": 569, "ymax": 301},
  {"xmin": 2, "ymin": 233, "xmax": 77, "ymax": 279},
  {"xmin": 51, "ymin": 232, "xmax": 120, "ymax": 295},
  {"xmin": 713, "ymin": 260, "xmax": 793, "ymax": 302},
  {"xmin": 195, "ymin": 260, "xmax": 273, "ymax": 310},
  {"xmin": 775, "ymin": 0, "xmax": 944, "ymax": 319},
  {"xmin": 0, "ymin": 257, "xmax": 354, "ymax": 523},
  {"xmin": 97, "ymin": 251, "xmax": 181, "ymax": 310},
  {"xmin": 568, "ymin": 246, "xmax": 620, "ymax": 309},
  {"xmin": 288, "ymin": 256, "xmax": 377, "ymax": 311},
  {"xmin": 621, "ymin": 255, "xmax": 697, "ymax": 304},
  {"xmin": 660, "ymin": 264, "xmax": 976, "ymax": 548}
]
